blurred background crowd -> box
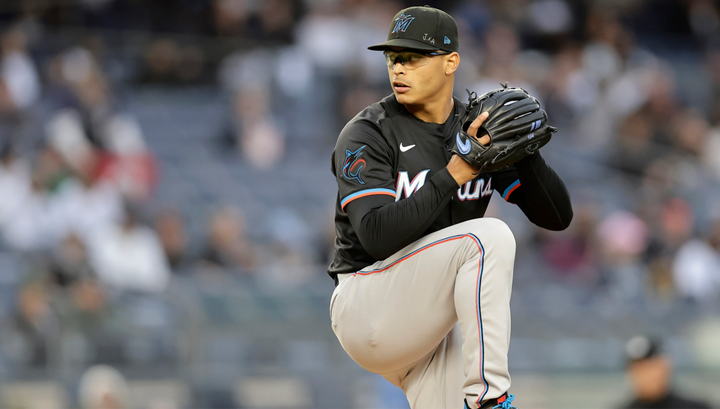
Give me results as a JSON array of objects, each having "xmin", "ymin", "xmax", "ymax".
[{"xmin": 1, "ymin": 0, "xmax": 720, "ymax": 408}]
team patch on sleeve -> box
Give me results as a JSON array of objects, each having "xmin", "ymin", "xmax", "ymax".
[
  {"xmin": 502, "ymin": 179, "xmax": 521, "ymax": 202},
  {"xmin": 341, "ymin": 188, "xmax": 396, "ymax": 212},
  {"xmin": 342, "ymin": 146, "xmax": 367, "ymax": 184}
]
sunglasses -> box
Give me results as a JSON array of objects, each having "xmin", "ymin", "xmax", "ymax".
[{"xmin": 383, "ymin": 50, "xmax": 452, "ymax": 70}]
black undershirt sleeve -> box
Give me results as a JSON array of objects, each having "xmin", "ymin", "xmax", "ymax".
[
  {"xmin": 510, "ymin": 152, "xmax": 573, "ymax": 231},
  {"xmin": 345, "ymin": 168, "xmax": 459, "ymax": 260}
]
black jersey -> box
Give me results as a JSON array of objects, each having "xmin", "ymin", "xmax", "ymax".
[{"xmin": 328, "ymin": 94, "xmax": 572, "ymax": 281}]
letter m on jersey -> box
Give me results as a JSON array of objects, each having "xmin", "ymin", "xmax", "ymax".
[{"xmin": 396, "ymin": 170, "xmax": 430, "ymax": 200}]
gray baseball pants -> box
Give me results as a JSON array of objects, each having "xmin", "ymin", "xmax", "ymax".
[{"xmin": 330, "ymin": 218, "xmax": 516, "ymax": 409}]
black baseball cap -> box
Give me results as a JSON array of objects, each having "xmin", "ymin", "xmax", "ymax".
[{"xmin": 368, "ymin": 6, "xmax": 459, "ymax": 53}]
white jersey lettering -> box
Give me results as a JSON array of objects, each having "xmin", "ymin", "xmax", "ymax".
[
  {"xmin": 396, "ymin": 170, "xmax": 430, "ymax": 200},
  {"xmin": 457, "ymin": 177, "xmax": 492, "ymax": 201}
]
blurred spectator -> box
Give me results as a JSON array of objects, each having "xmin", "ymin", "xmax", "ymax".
[
  {"xmin": 539, "ymin": 203, "xmax": 598, "ymax": 281},
  {"xmin": 640, "ymin": 198, "xmax": 696, "ymax": 300},
  {"xmin": 638, "ymin": 158, "xmax": 677, "ymax": 213},
  {"xmin": 596, "ymin": 210, "xmax": 649, "ymax": 302},
  {"xmin": 138, "ymin": 38, "xmax": 208, "ymax": 85},
  {"xmin": 295, "ymin": 1, "xmax": 356, "ymax": 72},
  {"xmin": 525, "ymin": 0, "xmax": 575, "ymax": 39},
  {"xmin": 0, "ymin": 140, "xmax": 124, "ymax": 251},
  {"xmin": 636, "ymin": 68, "xmax": 678, "ymax": 149},
  {"xmin": 705, "ymin": 122, "xmax": 720, "ymax": 180},
  {"xmin": 198, "ymin": 206, "xmax": 256, "ymax": 274},
  {"xmin": 672, "ymin": 109, "xmax": 711, "ymax": 158},
  {"xmin": 617, "ymin": 335, "xmax": 711, "ymax": 409},
  {"xmin": 49, "ymin": 233, "xmax": 96, "ymax": 287},
  {"xmin": 258, "ymin": 206, "xmax": 319, "ymax": 289},
  {"xmin": 705, "ymin": 47, "xmax": 720, "ymax": 125},
  {"xmin": 217, "ymin": 49, "xmax": 285, "ymax": 167},
  {"xmin": 0, "ymin": 26, "xmax": 40, "ymax": 117},
  {"xmin": 10, "ymin": 276, "xmax": 57, "ymax": 367},
  {"xmin": 48, "ymin": 234, "xmax": 109, "ymax": 334},
  {"xmin": 50, "ymin": 170, "xmax": 125, "ymax": 248},
  {"xmin": 548, "ymin": 7, "xmax": 667, "ymax": 153},
  {"xmin": 141, "ymin": 39, "xmax": 181, "ymax": 84},
  {"xmin": 687, "ymin": 0, "xmax": 720, "ymax": 44},
  {"xmin": 64, "ymin": 277, "xmax": 107, "ymax": 331},
  {"xmin": 212, "ymin": 0, "xmax": 251, "ymax": 37},
  {"xmin": 0, "ymin": 143, "xmax": 105, "ymax": 252},
  {"xmin": 46, "ymin": 46, "xmax": 157, "ymax": 200},
  {"xmin": 232, "ymin": 87, "xmax": 285, "ymax": 168},
  {"xmin": 212, "ymin": 0, "xmax": 303, "ymax": 42},
  {"xmin": 348, "ymin": 0, "xmax": 401, "ymax": 85},
  {"xmin": 0, "ymin": 146, "xmax": 33, "ymax": 238},
  {"xmin": 539, "ymin": 43, "xmax": 589, "ymax": 132},
  {"xmin": 471, "ymin": 22, "xmax": 540, "ymax": 96},
  {"xmin": 254, "ymin": 0, "xmax": 301, "ymax": 43},
  {"xmin": 154, "ymin": 206, "xmax": 192, "ymax": 272},
  {"xmin": 88, "ymin": 202, "xmax": 171, "ymax": 293},
  {"xmin": 657, "ymin": 198, "xmax": 695, "ymax": 253},
  {"xmin": 611, "ymin": 109, "xmax": 671, "ymax": 178},
  {"xmin": 672, "ymin": 219, "xmax": 720, "ymax": 303}
]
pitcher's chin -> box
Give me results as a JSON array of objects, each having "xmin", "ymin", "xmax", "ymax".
[{"xmin": 394, "ymin": 91, "xmax": 414, "ymax": 105}]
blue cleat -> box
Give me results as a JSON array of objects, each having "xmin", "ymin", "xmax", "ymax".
[
  {"xmin": 464, "ymin": 393, "xmax": 517, "ymax": 409},
  {"xmin": 491, "ymin": 394, "xmax": 516, "ymax": 409}
]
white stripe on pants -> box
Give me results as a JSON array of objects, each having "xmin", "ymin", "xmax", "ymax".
[{"xmin": 330, "ymin": 218, "xmax": 516, "ymax": 409}]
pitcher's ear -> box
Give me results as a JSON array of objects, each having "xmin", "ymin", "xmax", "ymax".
[{"xmin": 445, "ymin": 52, "xmax": 460, "ymax": 75}]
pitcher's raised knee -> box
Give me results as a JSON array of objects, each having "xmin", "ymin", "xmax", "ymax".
[{"xmin": 461, "ymin": 218, "xmax": 515, "ymax": 248}]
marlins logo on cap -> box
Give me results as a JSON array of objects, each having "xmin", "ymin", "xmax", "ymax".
[
  {"xmin": 392, "ymin": 13, "xmax": 415, "ymax": 33},
  {"xmin": 368, "ymin": 6, "xmax": 459, "ymax": 53}
]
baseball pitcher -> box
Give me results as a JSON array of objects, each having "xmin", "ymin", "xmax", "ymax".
[{"xmin": 328, "ymin": 6, "xmax": 573, "ymax": 409}]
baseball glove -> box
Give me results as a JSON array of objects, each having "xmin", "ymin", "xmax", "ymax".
[{"xmin": 451, "ymin": 83, "xmax": 557, "ymax": 173}]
